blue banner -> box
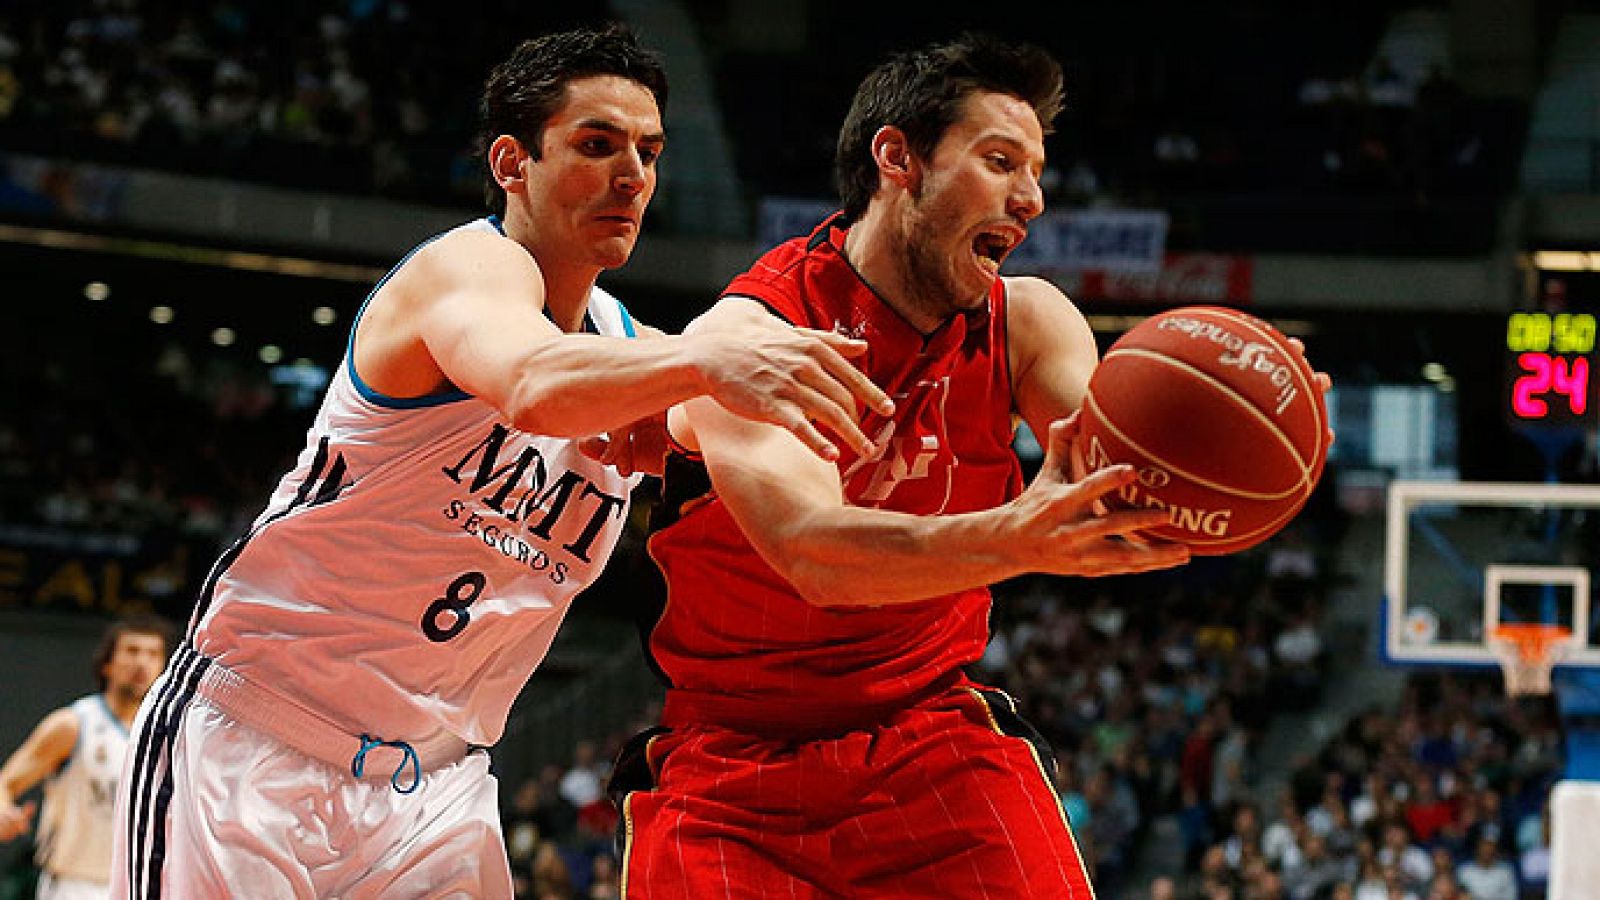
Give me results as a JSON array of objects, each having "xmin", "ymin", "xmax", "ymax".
[{"xmin": 758, "ymin": 198, "xmax": 1168, "ymax": 274}]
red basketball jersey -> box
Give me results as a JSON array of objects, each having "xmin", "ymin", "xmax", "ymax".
[{"xmin": 646, "ymin": 216, "xmax": 1024, "ymax": 737}]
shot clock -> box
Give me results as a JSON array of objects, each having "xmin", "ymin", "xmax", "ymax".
[{"xmin": 1504, "ymin": 311, "xmax": 1596, "ymax": 426}]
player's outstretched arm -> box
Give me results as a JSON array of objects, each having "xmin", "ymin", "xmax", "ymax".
[
  {"xmin": 677, "ymin": 299, "xmax": 1189, "ymax": 607},
  {"xmin": 362, "ymin": 232, "xmax": 891, "ymax": 461},
  {"xmin": 0, "ymin": 708, "xmax": 78, "ymax": 842},
  {"xmin": 683, "ymin": 395, "xmax": 1187, "ymax": 607}
]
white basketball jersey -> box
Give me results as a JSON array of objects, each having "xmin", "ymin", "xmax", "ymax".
[
  {"xmin": 37, "ymin": 695, "xmax": 125, "ymax": 882},
  {"xmin": 190, "ymin": 218, "xmax": 642, "ymax": 749}
]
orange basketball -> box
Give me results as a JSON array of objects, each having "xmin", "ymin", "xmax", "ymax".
[{"xmin": 1079, "ymin": 306, "xmax": 1329, "ymax": 555}]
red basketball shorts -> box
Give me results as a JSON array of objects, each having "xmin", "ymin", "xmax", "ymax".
[{"xmin": 609, "ymin": 685, "xmax": 1095, "ymax": 899}]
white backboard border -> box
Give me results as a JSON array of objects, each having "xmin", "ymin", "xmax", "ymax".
[{"xmin": 1383, "ymin": 480, "xmax": 1600, "ymax": 667}]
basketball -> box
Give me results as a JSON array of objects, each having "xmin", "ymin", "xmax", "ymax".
[{"xmin": 1079, "ymin": 306, "xmax": 1330, "ymax": 555}]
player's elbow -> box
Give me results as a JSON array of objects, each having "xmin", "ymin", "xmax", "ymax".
[
  {"xmin": 754, "ymin": 514, "xmax": 890, "ymax": 608},
  {"xmin": 786, "ymin": 562, "xmax": 852, "ymax": 608},
  {"xmin": 777, "ymin": 550, "xmax": 879, "ymax": 608},
  {"xmin": 503, "ymin": 371, "xmax": 576, "ymax": 437}
]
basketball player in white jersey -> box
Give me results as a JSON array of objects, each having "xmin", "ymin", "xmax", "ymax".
[
  {"xmin": 0, "ymin": 618, "xmax": 170, "ymax": 900},
  {"xmin": 111, "ymin": 23, "xmax": 892, "ymax": 899}
]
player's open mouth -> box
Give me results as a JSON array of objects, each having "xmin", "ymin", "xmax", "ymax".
[{"xmin": 972, "ymin": 229, "xmax": 1020, "ymax": 274}]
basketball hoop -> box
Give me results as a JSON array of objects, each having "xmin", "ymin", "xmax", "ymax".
[{"xmin": 1489, "ymin": 623, "xmax": 1573, "ymax": 696}]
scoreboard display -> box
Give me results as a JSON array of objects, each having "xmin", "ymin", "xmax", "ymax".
[{"xmin": 1505, "ymin": 311, "xmax": 1596, "ymax": 426}]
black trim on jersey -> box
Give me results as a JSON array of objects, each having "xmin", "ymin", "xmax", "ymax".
[
  {"xmin": 605, "ymin": 725, "xmax": 670, "ymax": 857},
  {"xmin": 313, "ymin": 454, "xmax": 349, "ymax": 506},
  {"xmin": 126, "ymin": 648, "xmax": 195, "ymax": 895},
  {"xmin": 647, "ymin": 452, "xmax": 714, "ymax": 535},
  {"xmin": 752, "ymin": 298, "xmax": 795, "ymax": 325},
  {"xmin": 974, "ymin": 687, "xmax": 1058, "ymax": 774},
  {"xmin": 143, "ymin": 652, "xmax": 210, "ymax": 899},
  {"xmin": 185, "ymin": 437, "xmax": 350, "ymax": 640},
  {"xmin": 805, "ymin": 212, "xmax": 847, "ymax": 251},
  {"xmin": 126, "ymin": 644, "xmax": 209, "ymax": 899},
  {"xmin": 632, "ymin": 451, "xmax": 718, "ymax": 688},
  {"xmin": 292, "ymin": 436, "xmax": 351, "ymax": 508},
  {"xmin": 629, "ymin": 561, "xmax": 673, "ymax": 689},
  {"xmin": 291, "ymin": 434, "xmax": 332, "ymax": 507}
]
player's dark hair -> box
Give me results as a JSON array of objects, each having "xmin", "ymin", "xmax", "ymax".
[
  {"xmin": 834, "ymin": 33, "xmax": 1065, "ymax": 222},
  {"xmin": 478, "ymin": 22, "xmax": 669, "ymax": 215},
  {"xmin": 92, "ymin": 614, "xmax": 174, "ymax": 692}
]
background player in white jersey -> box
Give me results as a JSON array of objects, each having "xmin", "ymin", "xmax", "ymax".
[
  {"xmin": 0, "ymin": 617, "xmax": 170, "ymax": 900},
  {"xmin": 111, "ymin": 22, "xmax": 892, "ymax": 900}
]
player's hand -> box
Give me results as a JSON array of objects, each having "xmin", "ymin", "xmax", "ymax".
[
  {"xmin": 0, "ymin": 802, "xmax": 35, "ymax": 842},
  {"xmin": 1287, "ymin": 337, "xmax": 1336, "ymax": 448},
  {"xmin": 697, "ymin": 321, "xmax": 894, "ymax": 462},
  {"xmin": 1007, "ymin": 414, "xmax": 1190, "ymax": 577},
  {"xmin": 579, "ymin": 412, "xmax": 670, "ymax": 477}
]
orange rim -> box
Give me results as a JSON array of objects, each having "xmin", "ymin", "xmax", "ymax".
[{"xmin": 1489, "ymin": 623, "xmax": 1574, "ymax": 663}]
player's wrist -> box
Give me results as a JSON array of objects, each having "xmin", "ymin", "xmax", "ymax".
[
  {"xmin": 680, "ymin": 332, "xmax": 733, "ymax": 398},
  {"xmin": 961, "ymin": 506, "xmax": 1031, "ymax": 574}
]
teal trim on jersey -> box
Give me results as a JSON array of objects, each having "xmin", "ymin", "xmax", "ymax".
[
  {"xmin": 617, "ymin": 299, "xmax": 637, "ymax": 337},
  {"xmin": 347, "ymin": 217, "xmax": 631, "ymax": 406},
  {"xmin": 346, "ymin": 225, "xmax": 475, "ymax": 410},
  {"xmin": 97, "ymin": 693, "xmax": 128, "ymax": 738}
]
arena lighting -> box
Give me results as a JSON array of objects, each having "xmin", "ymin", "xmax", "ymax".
[
  {"xmin": 312, "ymin": 306, "xmax": 337, "ymax": 325},
  {"xmin": 259, "ymin": 345, "xmax": 283, "ymax": 364},
  {"xmin": 83, "ymin": 281, "xmax": 110, "ymax": 301},
  {"xmin": 1532, "ymin": 251, "xmax": 1599, "ymax": 272},
  {"xmin": 1422, "ymin": 362, "xmax": 1447, "ymax": 382},
  {"xmin": 149, "ymin": 305, "xmax": 174, "ymax": 324},
  {"xmin": 212, "ymin": 327, "xmax": 236, "ymax": 347},
  {"xmin": 0, "ymin": 223, "xmax": 386, "ymax": 283}
]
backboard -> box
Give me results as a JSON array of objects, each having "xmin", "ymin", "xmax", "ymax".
[{"xmin": 1382, "ymin": 480, "xmax": 1600, "ymax": 669}]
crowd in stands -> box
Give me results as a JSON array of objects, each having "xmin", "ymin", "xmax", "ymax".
[
  {"xmin": 722, "ymin": 0, "xmax": 1521, "ymax": 252},
  {"xmin": 976, "ymin": 519, "xmax": 1342, "ymax": 898},
  {"xmin": 1167, "ymin": 675, "xmax": 1562, "ymax": 899},
  {"xmin": 0, "ymin": 0, "xmax": 602, "ymax": 206},
  {"xmin": 0, "ymin": 345, "xmax": 289, "ymax": 546},
  {"xmin": 0, "ymin": 2, "xmax": 1524, "ymax": 251},
  {"xmin": 501, "ymin": 730, "xmax": 639, "ymax": 900}
]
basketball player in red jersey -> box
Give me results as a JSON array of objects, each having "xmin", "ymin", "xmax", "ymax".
[{"xmin": 611, "ymin": 34, "xmax": 1197, "ymax": 897}]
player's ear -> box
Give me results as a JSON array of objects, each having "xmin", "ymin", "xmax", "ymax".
[
  {"xmin": 489, "ymin": 135, "xmax": 531, "ymax": 198},
  {"xmin": 871, "ymin": 126, "xmax": 918, "ymax": 191}
]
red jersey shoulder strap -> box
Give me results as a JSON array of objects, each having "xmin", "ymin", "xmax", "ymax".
[{"xmin": 723, "ymin": 215, "xmax": 850, "ymax": 327}]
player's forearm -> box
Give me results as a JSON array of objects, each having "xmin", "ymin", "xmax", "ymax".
[
  {"xmin": 0, "ymin": 766, "xmax": 36, "ymax": 807},
  {"xmin": 767, "ymin": 504, "xmax": 1028, "ymax": 608},
  {"xmin": 503, "ymin": 334, "xmax": 716, "ymax": 437}
]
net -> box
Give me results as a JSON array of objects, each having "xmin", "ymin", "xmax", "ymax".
[{"xmin": 1489, "ymin": 623, "xmax": 1573, "ymax": 696}]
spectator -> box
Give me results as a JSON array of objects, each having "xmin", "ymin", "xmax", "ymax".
[
  {"xmin": 1352, "ymin": 860, "xmax": 1388, "ymax": 900},
  {"xmin": 1282, "ymin": 833, "xmax": 1348, "ymax": 900},
  {"xmin": 1261, "ymin": 791, "xmax": 1305, "ymax": 867},
  {"xmin": 558, "ymin": 740, "xmax": 604, "ymax": 809},
  {"xmin": 503, "ymin": 780, "xmax": 547, "ymax": 874},
  {"xmin": 587, "ymin": 852, "xmax": 621, "ymax": 899},
  {"xmin": 1403, "ymin": 775, "xmax": 1454, "ymax": 844},
  {"xmin": 1378, "ymin": 822, "xmax": 1434, "ymax": 892},
  {"xmin": 530, "ymin": 841, "xmax": 573, "ymax": 900},
  {"xmin": 1454, "ymin": 836, "xmax": 1517, "ymax": 900}
]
